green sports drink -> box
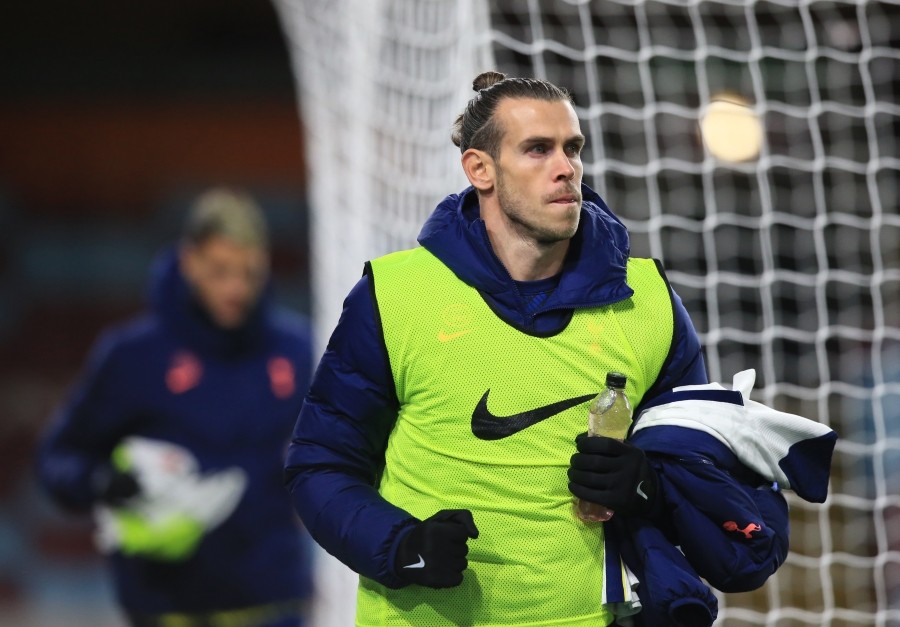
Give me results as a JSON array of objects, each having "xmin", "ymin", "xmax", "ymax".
[{"xmin": 576, "ymin": 372, "xmax": 633, "ymax": 523}]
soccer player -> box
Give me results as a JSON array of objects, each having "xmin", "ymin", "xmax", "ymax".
[
  {"xmin": 285, "ymin": 73, "xmax": 788, "ymax": 625},
  {"xmin": 37, "ymin": 188, "xmax": 314, "ymax": 627}
]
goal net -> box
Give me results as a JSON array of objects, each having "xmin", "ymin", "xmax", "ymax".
[{"xmin": 274, "ymin": 1, "xmax": 900, "ymax": 625}]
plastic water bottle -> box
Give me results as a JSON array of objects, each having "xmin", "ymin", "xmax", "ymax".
[{"xmin": 575, "ymin": 372, "xmax": 633, "ymax": 523}]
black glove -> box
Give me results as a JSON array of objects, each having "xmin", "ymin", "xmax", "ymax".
[
  {"xmin": 93, "ymin": 464, "xmax": 141, "ymax": 506},
  {"xmin": 394, "ymin": 509, "xmax": 479, "ymax": 588},
  {"xmin": 568, "ymin": 434, "xmax": 659, "ymax": 517}
]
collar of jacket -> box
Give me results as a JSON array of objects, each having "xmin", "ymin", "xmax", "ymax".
[
  {"xmin": 148, "ymin": 247, "xmax": 274, "ymax": 360},
  {"xmin": 417, "ymin": 184, "xmax": 634, "ymax": 316}
]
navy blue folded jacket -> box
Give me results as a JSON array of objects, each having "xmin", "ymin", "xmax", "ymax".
[
  {"xmin": 36, "ymin": 249, "xmax": 314, "ymax": 615},
  {"xmin": 613, "ymin": 378, "xmax": 835, "ymax": 625}
]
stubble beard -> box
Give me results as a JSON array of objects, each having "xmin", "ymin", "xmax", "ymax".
[{"xmin": 496, "ymin": 170, "xmax": 580, "ymax": 245}]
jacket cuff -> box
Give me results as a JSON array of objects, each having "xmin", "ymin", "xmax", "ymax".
[
  {"xmin": 376, "ymin": 517, "xmax": 419, "ymax": 589},
  {"xmin": 668, "ymin": 596, "xmax": 715, "ymax": 627}
]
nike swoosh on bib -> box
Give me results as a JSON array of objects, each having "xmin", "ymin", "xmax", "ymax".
[{"xmin": 471, "ymin": 390, "xmax": 596, "ymax": 440}]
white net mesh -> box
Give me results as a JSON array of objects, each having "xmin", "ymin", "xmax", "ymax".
[
  {"xmin": 275, "ymin": 1, "xmax": 900, "ymax": 625},
  {"xmin": 274, "ymin": 0, "xmax": 494, "ymax": 347}
]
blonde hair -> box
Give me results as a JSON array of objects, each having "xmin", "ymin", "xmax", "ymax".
[{"xmin": 182, "ymin": 187, "xmax": 269, "ymax": 249}]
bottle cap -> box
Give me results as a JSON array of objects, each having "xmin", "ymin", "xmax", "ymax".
[{"xmin": 606, "ymin": 372, "xmax": 627, "ymax": 388}]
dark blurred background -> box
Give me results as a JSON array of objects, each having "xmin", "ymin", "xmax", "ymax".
[{"xmin": 0, "ymin": 2, "xmax": 309, "ymax": 624}]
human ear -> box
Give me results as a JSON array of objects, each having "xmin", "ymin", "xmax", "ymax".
[{"xmin": 461, "ymin": 149, "xmax": 495, "ymax": 192}]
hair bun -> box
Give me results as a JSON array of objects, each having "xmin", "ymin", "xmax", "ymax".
[{"xmin": 472, "ymin": 71, "xmax": 507, "ymax": 92}]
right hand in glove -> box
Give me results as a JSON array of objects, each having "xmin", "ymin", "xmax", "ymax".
[{"xmin": 394, "ymin": 509, "xmax": 479, "ymax": 588}]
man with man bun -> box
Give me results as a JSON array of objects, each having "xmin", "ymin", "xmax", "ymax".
[{"xmin": 285, "ymin": 73, "xmax": 790, "ymax": 626}]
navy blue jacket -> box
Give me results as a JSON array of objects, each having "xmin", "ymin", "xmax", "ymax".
[
  {"xmin": 37, "ymin": 249, "xmax": 314, "ymax": 614},
  {"xmin": 285, "ymin": 185, "xmax": 708, "ymax": 588},
  {"xmin": 611, "ymin": 429, "xmax": 790, "ymax": 626}
]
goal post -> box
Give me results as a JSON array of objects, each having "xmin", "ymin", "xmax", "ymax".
[{"xmin": 274, "ymin": 1, "xmax": 900, "ymax": 625}]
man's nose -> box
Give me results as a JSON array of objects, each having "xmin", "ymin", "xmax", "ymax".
[{"xmin": 554, "ymin": 152, "xmax": 576, "ymax": 181}]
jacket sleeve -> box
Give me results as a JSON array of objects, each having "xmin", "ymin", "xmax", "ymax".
[
  {"xmin": 35, "ymin": 331, "xmax": 134, "ymax": 511},
  {"xmin": 635, "ymin": 281, "xmax": 708, "ymax": 416},
  {"xmin": 656, "ymin": 454, "xmax": 789, "ymax": 592},
  {"xmin": 284, "ymin": 274, "xmax": 416, "ymax": 588},
  {"xmin": 608, "ymin": 517, "xmax": 718, "ymax": 627}
]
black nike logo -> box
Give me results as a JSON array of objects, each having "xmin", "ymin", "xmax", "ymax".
[{"xmin": 471, "ymin": 390, "xmax": 596, "ymax": 440}]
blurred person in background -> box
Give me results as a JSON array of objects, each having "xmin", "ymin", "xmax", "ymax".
[{"xmin": 36, "ymin": 188, "xmax": 314, "ymax": 627}]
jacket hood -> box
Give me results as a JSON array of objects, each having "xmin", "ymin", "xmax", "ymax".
[
  {"xmin": 148, "ymin": 247, "xmax": 274, "ymax": 359},
  {"xmin": 417, "ymin": 184, "xmax": 634, "ymax": 314}
]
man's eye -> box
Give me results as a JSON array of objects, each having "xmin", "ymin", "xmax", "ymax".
[
  {"xmin": 566, "ymin": 144, "xmax": 582, "ymax": 156},
  {"xmin": 529, "ymin": 144, "xmax": 547, "ymax": 154}
]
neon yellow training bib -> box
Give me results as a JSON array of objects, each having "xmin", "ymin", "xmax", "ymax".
[{"xmin": 358, "ymin": 247, "xmax": 674, "ymax": 627}]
